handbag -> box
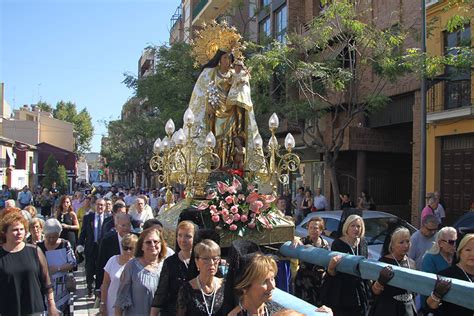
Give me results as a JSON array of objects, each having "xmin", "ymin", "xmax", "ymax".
[{"xmin": 65, "ymin": 273, "xmax": 76, "ymax": 293}]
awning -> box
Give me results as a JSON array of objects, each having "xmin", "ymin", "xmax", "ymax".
[{"xmin": 6, "ymin": 148, "xmax": 15, "ymax": 167}]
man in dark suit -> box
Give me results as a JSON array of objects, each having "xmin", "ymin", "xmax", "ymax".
[
  {"xmin": 101, "ymin": 201, "xmax": 127, "ymax": 238},
  {"xmin": 78, "ymin": 198, "xmax": 106, "ymax": 296},
  {"xmin": 96, "ymin": 212, "xmax": 132, "ymax": 290}
]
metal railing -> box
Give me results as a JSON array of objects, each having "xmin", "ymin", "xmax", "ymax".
[
  {"xmin": 427, "ymin": 79, "xmax": 471, "ymax": 112},
  {"xmin": 280, "ymin": 242, "xmax": 474, "ymax": 310}
]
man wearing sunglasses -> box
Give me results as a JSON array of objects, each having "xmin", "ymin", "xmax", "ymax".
[{"xmin": 409, "ymin": 215, "xmax": 439, "ymax": 270}]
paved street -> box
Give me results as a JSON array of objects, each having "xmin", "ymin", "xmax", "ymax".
[{"xmin": 71, "ymin": 263, "xmax": 99, "ymax": 315}]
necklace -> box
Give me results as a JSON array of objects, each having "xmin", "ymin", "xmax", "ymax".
[
  {"xmin": 238, "ymin": 301, "xmax": 269, "ymax": 316},
  {"xmin": 391, "ymin": 254, "xmax": 411, "ymax": 269},
  {"xmin": 343, "ymin": 238, "xmax": 359, "ymax": 256},
  {"xmin": 197, "ymin": 277, "xmax": 217, "ymax": 316},
  {"xmin": 458, "ymin": 264, "xmax": 473, "ymax": 283}
]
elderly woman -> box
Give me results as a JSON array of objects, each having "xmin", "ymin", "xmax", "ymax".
[
  {"xmin": 176, "ymin": 239, "xmax": 225, "ymax": 316},
  {"xmin": 56, "ymin": 195, "xmax": 79, "ymax": 250},
  {"xmin": 151, "ymin": 220, "xmax": 196, "ymax": 316},
  {"xmin": 27, "ymin": 217, "xmax": 45, "ymax": 244},
  {"xmin": 292, "ymin": 216, "xmax": 329, "ymax": 306},
  {"xmin": 115, "ymin": 227, "xmax": 167, "ymax": 315},
  {"xmin": 324, "ymin": 214, "xmax": 369, "ymax": 316},
  {"xmin": 370, "ymin": 226, "xmax": 416, "ymax": 316},
  {"xmin": 0, "ymin": 211, "xmax": 59, "ymax": 315},
  {"xmin": 100, "ymin": 233, "xmax": 138, "ymax": 316},
  {"xmin": 37, "ymin": 218, "xmax": 77, "ymax": 315},
  {"xmin": 422, "ymin": 226, "xmax": 458, "ymax": 274},
  {"xmin": 426, "ymin": 233, "xmax": 474, "ymax": 315}
]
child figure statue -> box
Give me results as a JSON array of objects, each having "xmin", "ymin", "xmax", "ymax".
[{"xmin": 231, "ymin": 136, "xmax": 246, "ymax": 171}]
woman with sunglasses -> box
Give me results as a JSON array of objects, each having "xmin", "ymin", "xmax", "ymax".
[
  {"xmin": 422, "ymin": 227, "xmax": 457, "ymax": 274},
  {"xmin": 151, "ymin": 220, "xmax": 196, "ymax": 316},
  {"xmin": 176, "ymin": 239, "xmax": 225, "ymax": 316},
  {"xmin": 100, "ymin": 233, "xmax": 137, "ymax": 316},
  {"xmin": 115, "ymin": 227, "xmax": 167, "ymax": 315}
]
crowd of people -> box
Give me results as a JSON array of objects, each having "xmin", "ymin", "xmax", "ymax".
[{"xmin": 0, "ymin": 183, "xmax": 472, "ymax": 316}]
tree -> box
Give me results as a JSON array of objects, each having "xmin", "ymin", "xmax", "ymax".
[
  {"xmin": 104, "ymin": 43, "xmax": 197, "ymax": 183},
  {"xmin": 54, "ymin": 101, "xmax": 94, "ymax": 154},
  {"xmin": 36, "ymin": 101, "xmax": 53, "ymax": 113},
  {"xmin": 41, "ymin": 155, "xmax": 68, "ymax": 194},
  {"xmin": 247, "ymin": 0, "xmax": 428, "ymax": 209}
]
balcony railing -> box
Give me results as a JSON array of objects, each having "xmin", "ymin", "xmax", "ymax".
[
  {"xmin": 193, "ymin": 0, "xmax": 208, "ymax": 20},
  {"xmin": 427, "ymin": 79, "xmax": 471, "ymax": 112}
]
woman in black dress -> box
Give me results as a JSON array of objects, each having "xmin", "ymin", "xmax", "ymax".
[
  {"xmin": 370, "ymin": 226, "xmax": 417, "ymax": 316},
  {"xmin": 426, "ymin": 233, "xmax": 474, "ymax": 316},
  {"xmin": 151, "ymin": 220, "xmax": 196, "ymax": 316},
  {"xmin": 56, "ymin": 195, "xmax": 79, "ymax": 250},
  {"xmin": 293, "ymin": 216, "xmax": 329, "ymax": 305},
  {"xmin": 323, "ymin": 214, "xmax": 369, "ymax": 316},
  {"xmin": 176, "ymin": 239, "xmax": 225, "ymax": 316},
  {"xmin": 0, "ymin": 211, "xmax": 59, "ymax": 315}
]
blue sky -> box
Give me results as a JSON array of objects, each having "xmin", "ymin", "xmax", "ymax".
[{"xmin": 1, "ymin": 0, "xmax": 180, "ymax": 152}]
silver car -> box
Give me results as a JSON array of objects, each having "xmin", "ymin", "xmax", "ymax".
[{"xmin": 295, "ymin": 210, "xmax": 417, "ymax": 259}]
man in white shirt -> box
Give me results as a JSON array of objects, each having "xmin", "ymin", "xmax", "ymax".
[
  {"xmin": 124, "ymin": 188, "xmax": 137, "ymax": 207},
  {"xmin": 313, "ymin": 188, "xmax": 328, "ymax": 211},
  {"xmin": 129, "ymin": 197, "xmax": 154, "ymax": 228}
]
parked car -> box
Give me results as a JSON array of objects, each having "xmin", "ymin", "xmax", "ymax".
[
  {"xmin": 453, "ymin": 211, "xmax": 474, "ymax": 238},
  {"xmin": 295, "ymin": 210, "xmax": 417, "ymax": 259},
  {"xmin": 91, "ymin": 181, "xmax": 112, "ymax": 189}
]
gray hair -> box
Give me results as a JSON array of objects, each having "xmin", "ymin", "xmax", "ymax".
[
  {"xmin": 43, "ymin": 218, "xmax": 63, "ymax": 235},
  {"xmin": 426, "ymin": 226, "xmax": 457, "ymax": 255},
  {"xmin": 422, "ymin": 214, "xmax": 439, "ymax": 226}
]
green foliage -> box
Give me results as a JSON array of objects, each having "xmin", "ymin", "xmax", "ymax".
[
  {"xmin": 41, "ymin": 155, "xmax": 67, "ymax": 193},
  {"xmin": 36, "ymin": 101, "xmax": 53, "ymax": 113},
  {"xmin": 103, "ymin": 43, "xmax": 196, "ymax": 176}
]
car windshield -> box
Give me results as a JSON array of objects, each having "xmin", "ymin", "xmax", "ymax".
[{"xmin": 365, "ymin": 217, "xmax": 411, "ymax": 245}]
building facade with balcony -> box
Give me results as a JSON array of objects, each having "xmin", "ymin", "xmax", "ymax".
[
  {"xmin": 425, "ymin": 1, "xmax": 473, "ymax": 223},
  {"xmin": 255, "ymin": 0, "xmax": 424, "ymax": 222}
]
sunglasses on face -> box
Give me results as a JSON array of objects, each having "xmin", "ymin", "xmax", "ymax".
[
  {"xmin": 122, "ymin": 246, "xmax": 134, "ymax": 251},
  {"xmin": 441, "ymin": 239, "xmax": 457, "ymax": 245},
  {"xmin": 145, "ymin": 240, "xmax": 160, "ymax": 246}
]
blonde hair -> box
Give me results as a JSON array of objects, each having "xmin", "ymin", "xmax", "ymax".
[
  {"xmin": 426, "ymin": 226, "xmax": 457, "ymax": 255},
  {"xmin": 457, "ymin": 234, "xmax": 474, "ymax": 260},
  {"xmin": 389, "ymin": 227, "xmax": 410, "ymax": 253},
  {"xmin": 234, "ymin": 253, "xmax": 278, "ymax": 297},
  {"xmin": 121, "ymin": 233, "xmax": 138, "ymax": 248},
  {"xmin": 177, "ymin": 220, "xmax": 196, "ymax": 233},
  {"xmin": 29, "ymin": 217, "xmax": 44, "ymax": 230},
  {"xmin": 342, "ymin": 215, "xmax": 365, "ymax": 238},
  {"xmin": 194, "ymin": 239, "xmax": 220, "ymax": 258}
]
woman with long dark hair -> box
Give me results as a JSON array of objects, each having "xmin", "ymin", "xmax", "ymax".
[{"xmin": 56, "ymin": 195, "xmax": 79, "ymax": 250}]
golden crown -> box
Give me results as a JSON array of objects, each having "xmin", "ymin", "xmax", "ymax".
[{"xmin": 191, "ymin": 20, "xmax": 245, "ymax": 67}]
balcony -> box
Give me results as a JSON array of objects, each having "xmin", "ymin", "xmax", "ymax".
[
  {"xmin": 427, "ymin": 79, "xmax": 473, "ymax": 122},
  {"xmin": 192, "ymin": 0, "xmax": 231, "ymax": 26}
]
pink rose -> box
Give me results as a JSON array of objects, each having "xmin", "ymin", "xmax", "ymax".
[
  {"xmin": 232, "ymin": 178, "xmax": 242, "ymax": 191},
  {"xmin": 250, "ymin": 200, "xmax": 264, "ymax": 213},
  {"xmin": 240, "ymin": 214, "xmax": 248, "ymax": 222},
  {"xmin": 210, "ymin": 205, "xmax": 217, "ymax": 212},
  {"xmin": 229, "ymin": 224, "xmax": 238, "ymax": 231},
  {"xmin": 264, "ymin": 195, "xmax": 276, "ymax": 204},
  {"xmin": 225, "ymin": 196, "xmax": 234, "ymax": 204},
  {"xmin": 221, "ymin": 209, "xmax": 229, "ymax": 216},
  {"xmin": 225, "ymin": 216, "xmax": 234, "ymax": 225},
  {"xmin": 207, "ymin": 192, "xmax": 217, "ymax": 200},
  {"xmin": 233, "ymin": 213, "xmax": 241, "ymax": 222},
  {"xmin": 238, "ymin": 194, "xmax": 246, "ymax": 201},
  {"xmin": 247, "ymin": 222, "xmax": 256, "ymax": 229},
  {"xmin": 211, "ymin": 215, "xmax": 220, "ymax": 223},
  {"xmin": 217, "ymin": 181, "xmax": 228, "ymax": 194},
  {"xmin": 230, "ymin": 205, "xmax": 239, "ymax": 214}
]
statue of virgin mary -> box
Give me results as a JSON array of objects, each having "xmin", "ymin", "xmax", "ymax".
[{"xmin": 186, "ymin": 22, "xmax": 263, "ymax": 171}]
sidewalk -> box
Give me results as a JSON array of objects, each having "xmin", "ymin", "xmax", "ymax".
[{"xmin": 71, "ymin": 263, "xmax": 99, "ymax": 315}]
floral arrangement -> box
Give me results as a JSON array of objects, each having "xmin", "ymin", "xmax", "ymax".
[{"xmin": 196, "ymin": 177, "xmax": 278, "ymax": 236}]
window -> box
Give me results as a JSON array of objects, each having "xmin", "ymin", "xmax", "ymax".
[
  {"xmin": 444, "ymin": 24, "xmax": 471, "ymax": 77},
  {"xmin": 261, "ymin": 0, "xmax": 270, "ymax": 7},
  {"xmin": 259, "ymin": 17, "xmax": 271, "ymax": 44},
  {"xmin": 274, "ymin": 5, "xmax": 287, "ymax": 43}
]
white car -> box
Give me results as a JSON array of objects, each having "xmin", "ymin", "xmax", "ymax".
[{"xmin": 295, "ymin": 210, "xmax": 417, "ymax": 259}]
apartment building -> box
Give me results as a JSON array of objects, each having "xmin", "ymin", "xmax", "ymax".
[{"xmin": 425, "ymin": 0, "xmax": 473, "ymax": 223}]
